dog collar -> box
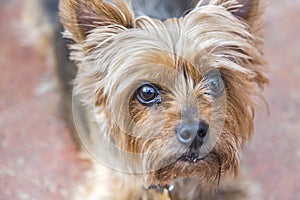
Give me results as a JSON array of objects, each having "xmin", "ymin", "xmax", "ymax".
[
  {"xmin": 157, "ymin": 188, "xmax": 171, "ymax": 200},
  {"xmin": 145, "ymin": 184, "xmax": 174, "ymax": 200}
]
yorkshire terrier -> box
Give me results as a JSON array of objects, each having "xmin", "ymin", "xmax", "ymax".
[{"xmin": 59, "ymin": 0, "xmax": 268, "ymax": 199}]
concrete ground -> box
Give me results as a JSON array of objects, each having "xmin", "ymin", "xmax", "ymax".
[{"xmin": 0, "ymin": 0, "xmax": 299, "ymax": 200}]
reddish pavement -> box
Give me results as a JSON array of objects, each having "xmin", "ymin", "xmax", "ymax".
[
  {"xmin": 0, "ymin": 1, "xmax": 83, "ymax": 200},
  {"xmin": 0, "ymin": 0, "xmax": 299, "ymax": 200},
  {"xmin": 242, "ymin": 1, "xmax": 300, "ymax": 199}
]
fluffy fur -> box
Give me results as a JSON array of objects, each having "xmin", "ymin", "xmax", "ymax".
[{"xmin": 60, "ymin": 0, "xmax": 268, "ymax": 199}]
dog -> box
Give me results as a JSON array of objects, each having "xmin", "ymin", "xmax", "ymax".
[{"xmin": 24, "ymin": 0, "xmax": 269, "ymax": 199}]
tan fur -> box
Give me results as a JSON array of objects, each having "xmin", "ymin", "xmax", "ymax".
[{"xmin": 60, "ymin": 0, "xmax": 268, "ymax": 199}]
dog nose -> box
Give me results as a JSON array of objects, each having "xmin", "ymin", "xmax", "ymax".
[{"xmin": 176, "ymin": 121, "xmax": 209, "ymax": 148}]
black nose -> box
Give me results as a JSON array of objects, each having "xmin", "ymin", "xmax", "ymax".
[{"xmin": 176, "ymin": 121, "xmax": 209, "ymax": 148}]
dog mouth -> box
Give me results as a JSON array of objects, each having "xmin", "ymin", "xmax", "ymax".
[
  {"xmin": 147, "ymin": 151, "xmax": 222, "ymax": 187},
  {"xmin": 178, "ymin": 152, "xmax": 207, "ymax": 163}
]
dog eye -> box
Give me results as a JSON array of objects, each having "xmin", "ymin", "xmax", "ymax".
[
  {"xmin": 204, "ymin": 72, "xmax": 225, "ymax": 98},
  {"xmin": 136, "ymin": 84, "xmax": 162, "ymax": 106}
]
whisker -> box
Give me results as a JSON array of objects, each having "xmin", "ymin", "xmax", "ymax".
[{"xmin": 215, "ymin": 154, "xmax": 221, "ymax": 196}]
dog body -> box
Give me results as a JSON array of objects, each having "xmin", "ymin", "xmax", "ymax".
[{"xmin": 57, "ymin": 0, "xmax": 267, "ymax": 199}]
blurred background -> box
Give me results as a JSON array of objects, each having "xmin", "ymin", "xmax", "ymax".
[{"xmin": 0, "ymin": 0, "xmax": 299, "ymax": 199}]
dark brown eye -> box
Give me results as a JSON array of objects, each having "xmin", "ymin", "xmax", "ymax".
[
  {"xmin": 205, "ymin": 71, "xmax": 225, "ymax": 98},
  {"xmin": 136, "ymin": 84, "xmax": 161, "ymax": 106}
]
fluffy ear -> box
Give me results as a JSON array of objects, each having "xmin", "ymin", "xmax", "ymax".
[
  {"xmin": 231, "ymin": 0, "xmax": 262, "ymax": 26},
  {"xmin": 197, "ymin": 0, "xmax": 263, "ymax": 27},
  {"xmin": 60, "ymin": 0, "xmax": 134, "ymax": 43}
]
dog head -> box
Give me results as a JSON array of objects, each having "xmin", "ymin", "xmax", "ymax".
[{"xmin": 60, "ymin": 0, "xmax": 268, "ymax": 186}]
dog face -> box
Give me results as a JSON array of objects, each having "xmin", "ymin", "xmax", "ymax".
[{"xmin": 60, "ymin": 0, "xmax": 268, "ymax": 186}]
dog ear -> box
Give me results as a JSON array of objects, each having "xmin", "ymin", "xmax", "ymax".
[
  {"xmin": 196, "ymin": 0, "xmax": 263, "ymax": 26},
  {"xmin": 231, "ymin": 0, "xmax": 262, "ymax": 26},
  {"xmin": 60, "ymin": 0, "xmax": 134, "ymax": 43}
]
